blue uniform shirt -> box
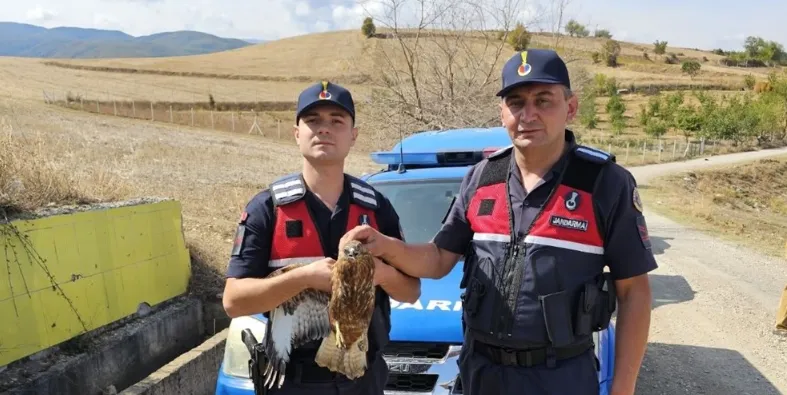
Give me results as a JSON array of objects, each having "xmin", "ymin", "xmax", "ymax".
[
  {"xmin": 433, "ymin": 130, "xmax": 658, "ymax": 280},
  {"xmin": 226, "ymin": 175, "xmax": 404, "ymax": 279}
]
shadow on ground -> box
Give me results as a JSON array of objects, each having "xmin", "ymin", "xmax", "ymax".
[
  {"xmin": 637, "ymin": 342, "xmax": 782, "ymax": 395},
  {"xmin": 649, "ymin": 236, "xmax": 673, "ymax": 255},
  {"xmin": 649, "ymin": 273, "xmax": 696, "ymax": 310}
]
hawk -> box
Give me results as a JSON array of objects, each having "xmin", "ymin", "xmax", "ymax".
[{"xmin": 260, "ymin": 239, "xmax": 376, "ymax": 389}]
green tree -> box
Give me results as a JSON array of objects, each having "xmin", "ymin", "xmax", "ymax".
[
  {"xmin": 361, "ymin": 17, "xmax": 376, "ymax": 38},
  {"xmin": 606, "ymin": 92, "xmax": 627, "ymax": 135},
  {"xmin": 508, "ymin": 23, "xmax": 531, "ymax": 51},
  {"xmin": 673, "ymin": 104, "xmax": 703, "ymax": 142},
  {"xmin": 681, "ymin": 60, "xmax": 701, "ymax": 79},
  {"xmin": 644, "ymin": 118, "xmax": 668, "ymax": 139},
  {"xmin": 578, "ymin": 87, "xmax": 599, "ymax": 129},
  {"xmin": 565, "ymin": 20, "xmax": 589, "ymax": 37}
]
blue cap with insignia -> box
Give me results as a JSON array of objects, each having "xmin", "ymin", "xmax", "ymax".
[
  {"xmin": 496, "ymin": 49, "xmax": 571, "ymax": 97},
  {"xmin": 296, "ymin": 80, "xmax": 356, "ymax": 124}
]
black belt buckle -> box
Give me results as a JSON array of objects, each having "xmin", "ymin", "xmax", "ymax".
[{"xmin": 498, "ymin": 347, "xmax": 519, "ymax": 366}]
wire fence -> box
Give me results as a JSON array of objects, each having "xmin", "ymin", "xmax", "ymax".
[{"xmin": 41, "ymin": 89, "xmax": 781, "ymax": 166}]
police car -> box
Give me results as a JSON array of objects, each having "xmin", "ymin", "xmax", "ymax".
[{"xmin": 214, "ymin": 126, "xmax": 616, "ymax": 395}]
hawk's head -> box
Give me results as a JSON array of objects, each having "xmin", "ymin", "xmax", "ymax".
[{"xmin": 341, "ymin": 239, "xmax": 367, "ymax": 261}]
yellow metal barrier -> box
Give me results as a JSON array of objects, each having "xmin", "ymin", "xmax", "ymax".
[{"xmin": 0, "ymin": 200, "xmax": 191, "ymax": 367}]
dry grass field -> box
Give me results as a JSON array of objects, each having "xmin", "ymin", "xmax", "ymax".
[
  {"xmin": 0, "ymin": 97, "xmax": 380, "ymax": 298},
  {"xmin": 640, "ymin": 155, "xmax": 787, "ymax": 258}
]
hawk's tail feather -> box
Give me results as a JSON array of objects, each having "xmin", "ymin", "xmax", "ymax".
[{"xmin": 314, "ymin": 331, "xmax": 368, "ymax": 380}]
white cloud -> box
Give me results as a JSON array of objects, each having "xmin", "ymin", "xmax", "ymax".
[
  {"xmin": 26, "ymin": 5, "xmax": 57, "ymax": 22},
  {"xmin": 295, "ymin": 2, "xmax": 311, "ymax": 17},
  {"xmin": 1, "ymin": 0, "xmax": 785, "ymax": 50}
]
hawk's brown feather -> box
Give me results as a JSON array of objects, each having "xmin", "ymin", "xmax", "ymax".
[{"xmin": 314, "ymin": 239, "xmax": 377, "ymax": 379}]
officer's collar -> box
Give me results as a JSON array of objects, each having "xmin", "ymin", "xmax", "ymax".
[{"xmin": 508, "ymin": 129, "xmax": 576, "ymax": 183}]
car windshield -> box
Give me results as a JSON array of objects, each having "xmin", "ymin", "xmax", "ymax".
[{"xmin": 372, "ymin": 179, "xmax": 463, "ymax": 244}]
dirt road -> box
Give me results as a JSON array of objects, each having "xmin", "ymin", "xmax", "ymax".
[{"xmin": 627, "ymin": 147, "xmax": 787, "ymax": 395}]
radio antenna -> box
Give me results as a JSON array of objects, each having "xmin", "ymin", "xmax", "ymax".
[{"xmin": 397, "ymin": 118, "xmax": 406, "ymax": 173}]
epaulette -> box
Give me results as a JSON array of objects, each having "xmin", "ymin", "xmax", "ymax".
[
  {"xmin": 346, "ymin": 174, "xmax": 379, "ymax": 210},
  {"xmin": 573, "ymin": 145, "xmax": 616, "ymax": 164},
  {"xmin": 270, "ymin": 173, "xmax": 306, "ymax": 206},
  {"xmin": 486, "ymin": 144, "xmax": 514, "ymax": 160}
]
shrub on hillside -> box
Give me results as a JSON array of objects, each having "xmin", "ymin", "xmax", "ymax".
[
  {"xmin": 653, "ymin": 40, "xmax": 668, "ymax": 56},
  {"xmin": 594, "ymin": 29, "xmax": 612, "ymax": 39},
  {"xmin": 681, "ymin": 60, "xmax": 701, "ymax": 79},
  {"xmin": 362, "ymin": 17, "xmax": 376, "ymax": 38},
  {"xmin": 602, "ymin": 39, "xmax": 621, "ymax": 67},
  {"xmin": 744, "ymin": 74, "xmax": 756, "ymax": 90},
  {"xmin": 508, "ymin": 23, "xmax": 531, "ymax": 51}
]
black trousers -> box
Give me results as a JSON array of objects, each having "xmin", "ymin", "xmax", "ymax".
[
  {"xmin": 267, "ymin": 353, "xmax": 389, "ymax": 395},
  {"xmin": 457, "ymin": 335, "xmax": 600, "ymax": 395}
]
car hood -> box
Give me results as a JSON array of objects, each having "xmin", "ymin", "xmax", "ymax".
[{"xmin": 388, "ymin": 260, "xmax": 464, "ymax": 344}]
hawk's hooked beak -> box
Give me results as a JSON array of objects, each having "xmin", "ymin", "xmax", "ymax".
[{"xmin": 345, "ymin": 246, "xmax": 358, "ymax": 259}]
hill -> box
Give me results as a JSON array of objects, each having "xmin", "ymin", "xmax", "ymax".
[
  {"xmin": 0, "ymin": 22, "xmax": 253, "ymax": 58},
  {"xmin": 5, "ymin": 27, "xmax": 785, "ymax": 155}
]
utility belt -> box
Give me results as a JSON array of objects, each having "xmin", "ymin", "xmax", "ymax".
[
  {"xmin": 461, "ymin": 270, "xmax": 616, "ymax": 356},
  {"xmin": 472, "ymin": 338, "xmax": 595, "ymax": 368}
]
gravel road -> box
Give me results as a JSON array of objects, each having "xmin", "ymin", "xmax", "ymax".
[{"xmin": 627, "ymin": 147, "xmax": 787, "ymax": 395}]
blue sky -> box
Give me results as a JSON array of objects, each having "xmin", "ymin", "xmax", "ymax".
[{"xmin": 5, "ymin": 0, "xmax": 784, "ymax": 51}]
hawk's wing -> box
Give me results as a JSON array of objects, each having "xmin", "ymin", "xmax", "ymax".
[{"xmin": 260, "ymin": 264, "xmax": 332, "ymax": 389}]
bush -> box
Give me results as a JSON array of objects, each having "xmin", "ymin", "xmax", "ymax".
[
  {"xmin": 664, "ymin": 53, "xmax": 679, "ymax": 64},
  {"xmin": 508, "ymin": 23, "xmax": 531, "ymax": 51},
  {"xmin": 594, "ymin": 29, "xmax": 612, "ymax": 39},
  {"xmin": 361, "ymin": 17, "xmax": 376, "ymax": 38},
  {"xmin": 653, "ymin": 40, "xmax": 668, "ymax": 56},
  {"xmin": 744, "ymin": 74, "xmax": 756, "ymax": 90},
  {"xmin": 681, "ymin": 60, "xmax": 701, "ymax": 78},
  {"xmin": 602, "ymin": 39, "xmax": 621, "ymax": 67}
]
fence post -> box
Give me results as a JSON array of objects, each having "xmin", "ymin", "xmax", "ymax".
[
  {"xmin": 642, "ymin": 141, "xmax": 646, "ymax": 163},
  {"xmin": 132, "ymin": 100, "xmax": 136, "ymax": 117},
  {"xmin": 80, "ymin": 97, "xmax": 84, "ymax": 110},
  {"xmin": 211, "ymin": 111, "xmax": 215, "ymax": 129},
  {"xmin": 625, "ymin": 142, "xmax": 629, "ymax": 162},
  {"xmin": 231, "ymin": 112, "xmax": 235, "ymax": 132},
  {"xmin": 113, "ymin": 100, "xmax": 117, "ymax": 116},
  {"xmin": 170, "ymin": 105, "xmax": 173, "ymax": 123},
  {"xmin": 151, "ymin": 102, "xmax": 154, "ymax": 121},
  {"xmin": 672, "ymin": 140, "xmax": 677, "ymax": 158},
  {"xmin": 96, "ymin": 100, "xmax": 100, "ymax": 113},
  {"xmin": 191, "ymin": 108, "xmax": 194, "ymax": 126}
]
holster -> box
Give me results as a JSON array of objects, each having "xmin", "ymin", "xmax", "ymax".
[
  {"xmin": 540, "ymin": 273, "xmax": 618, "ymax": 348},
  {"xmin": 242, "ymin": 328, "xmax": 269, "ymax": 395}
]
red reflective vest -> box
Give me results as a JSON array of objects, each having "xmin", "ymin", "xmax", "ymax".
[
  {"xmin": 268, "ymin": 174, "xmax": 380, "ymax": 268},
  {"xmin": 460, "ymin": 145, "xmax": 616, "ymax": 351}
]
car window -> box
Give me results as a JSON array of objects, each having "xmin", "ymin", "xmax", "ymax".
[{"xmin": 372, "ymin": 179, "xmax": 462, "ymax": 244}]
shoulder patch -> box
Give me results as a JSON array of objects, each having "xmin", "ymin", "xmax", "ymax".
[
  {"xmin": 346, "ymin": 175, "xmax": 378, "ymax": 210},
  {"xmin": 270, "ymin": 174, "xmax": 306, "ymax": 206},
  {"xmin": 486, "ymin": 144, "xmax": 514, "ymax": 160},
  {"xmin": 573, "ymin": 145, "xmax": 615, "ymax": 164}
]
